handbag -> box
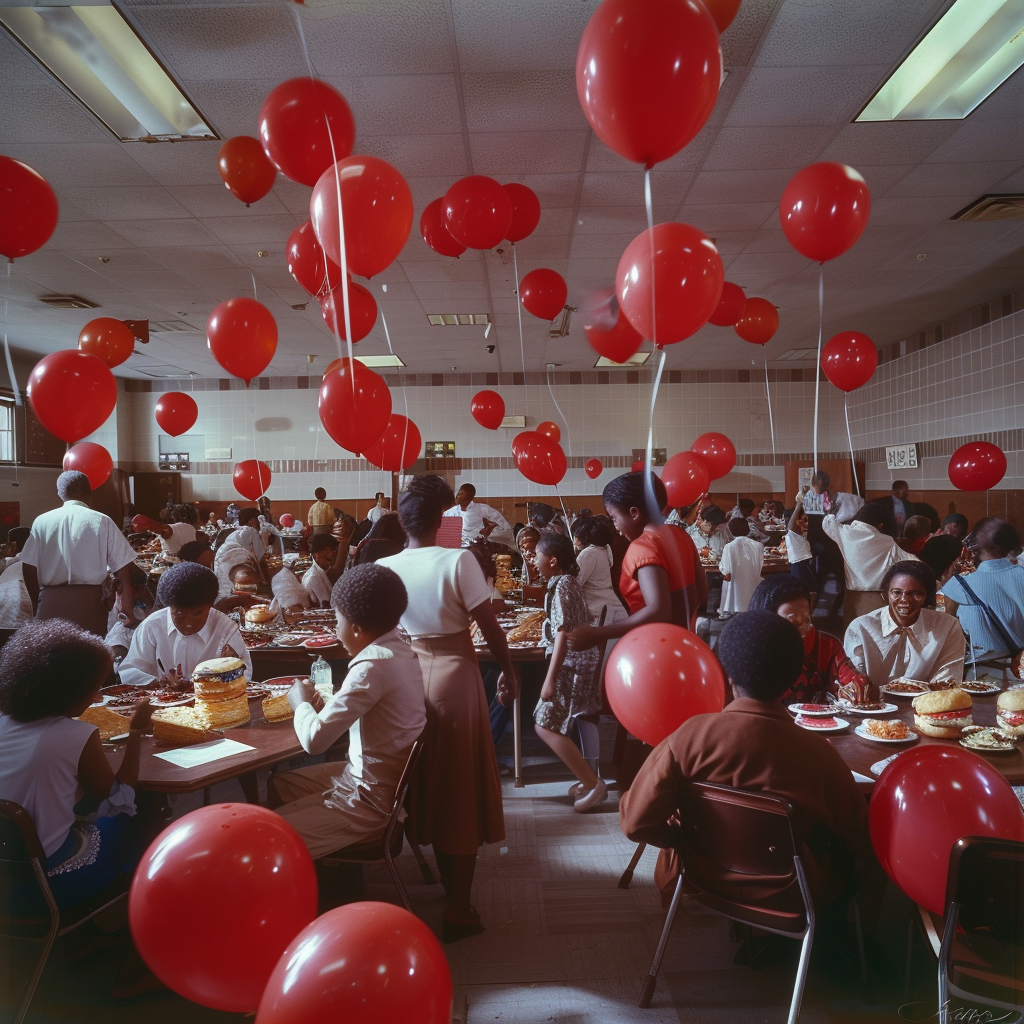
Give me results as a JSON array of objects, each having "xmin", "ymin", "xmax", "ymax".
[{"xmin": 953, "ymin": 574, "xmax": 1023, "ymax": 659}]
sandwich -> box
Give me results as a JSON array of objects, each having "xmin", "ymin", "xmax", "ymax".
[
  {"xmin": 245, "ymin": 604, "xmax": 275, "ymax": 624},
  {"xmin": 261, "ymin": 693, "xmax": 294, "ymax": 723},
  {"xmin": 912, "ymin": 688, "xmax": 973, "ymax": 738},
  {"xmin": 996, "ymin": 689, "xmax": 1024, "ymax": 738},
  {"xmin": 152, "ymin": 708, "xmax": 213, "ymax": 745}
]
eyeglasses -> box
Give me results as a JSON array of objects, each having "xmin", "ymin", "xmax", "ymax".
[{"xmin": 888, "ymin": 588, "xmax": 927, "ymax": 600}]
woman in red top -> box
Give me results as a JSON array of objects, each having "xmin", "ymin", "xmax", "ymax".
[{"xmin": 568, "ymin": 472, "xmax": 706, "ymax": 650}]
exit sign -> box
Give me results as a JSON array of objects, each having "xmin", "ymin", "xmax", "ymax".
[{"xmin": 885, "ymin": 444, "xmax": 918, "ymax": 471}]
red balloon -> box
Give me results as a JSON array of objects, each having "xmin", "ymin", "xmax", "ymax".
[
  {"xmin": 690, "ymin": 432, "xmax": 735, "ymax": 480},
  {"xmin": 258, "ymin": 79, "xmax": 355, "ymax": 188},
  {"xmin": 662, "ymin": 451, "xmax": 710, "ymax": 509},
  {"xmin": 234, "ymin": 460, "xmax": 272, "ymax": 501},
  {"xmin": 704, "ymin": 0, "xmax": 742, "ymax": 31},
  {"xmin": 576, "ymin": 0, "xmax": 722, "ymax": 168},
  {"xmin": 130, "ymin": 804, "xmax": 317, "ymax": 1013},
  {"xmin": 78, "ymin": 317, "xmax": 135, "ymax": 368},
  {"xmin": 948, "ymin": 441, "xmax": 1007, "ymax": 492},
  {"xmin": 207, "ymin": 297, "xmax": 278, "ymax": 384},
  {"xmin": 27, "ymin": 351, "xmax": 116, "ymax": 443},
  {"xmin": 286, "ymin": 221, "xmax": 341, "ymax": 298},
  {"xmin": 420, "ymin": 198, "xmax": 466, "ymax": 258},
  {"xmin": 585, "ymin": 310, "xmax": 644, "ymax": 364},
  {"xmin": 513, "ymin": 431, "xmax": 566, "ymax": 486},
  {"xmin": 821, "ymin": 331, "xmax": 877, "ymax": 392},
  {"xmin": 256, "ymin": 902, "xmax": 452, "ymax": 1024},
  {"xmin": 520, "ymin": 268, "xmax": 567, "ymax": 321},
  {"xmin": 0, "ymin": 156, "xmax": 58, "ymax": 260},
  {"xmin": 63, "ymin": 442, "xmax": 113, "ymax": 490},
  {"xmin": 471, "ymin": 390, "xmax": 505, "ymax": 430},
  {"xmin": 320, "ymin": 281, "xmax": 378, "ymax": 342},
  {"xmin": 605, "ymin": 623, "xmax": 726, "ymax": 747},
  {"xmin": 536, "ymin": 420, "xmax": 561, "ymax": 443},
  {"xmin": 217, "ymin": 136, "xmax": 277, "ymax": 206},
  {"xmin": 631, "ymin": 460, "xmax": 645, "ymax": 473},
  {"xmin": 363, "ymin": 413, "xmax": 421, "ymax": 472},
  {"xmin": 780, "ymin": 162, "xmax": 871, "ymax": 263},
  {"xmin": 617, "ymin": 223, "xmax": 724, "ymax": 345},
  {"xmin": 503, "ymin": 183, "xmax": 541, "ymax": 243},
  {"xmin": 443, "ymin": 176, "xmax": 512, "ymax": 250},
  {"xmin": 279, "ymin": 513, "xmax": 295, "ymax": 528},
  {"xmin": 869, "ymin": 746, "xmax": 1024, "ymax": 916},
  {"xmin": 310, "ymin": 156, "xmax": 413, "ymax": 278},
  {"xmin": 585, "ymin": 458, "xmax": 603, "ymax": 479},
  {"xmin": 155, "ymin": 392, "xmax": 199, "ymax": 437},
  {"xmin": 733, "ymin": 297, "xmax": 779, "ymax": 345},
  {"xmin": 707, "ymin": 281, "xmax": 746, "ymax": 327},
  {"xmin": 319, "ymin": 358, "xmax": 392, "ymax": 456}
]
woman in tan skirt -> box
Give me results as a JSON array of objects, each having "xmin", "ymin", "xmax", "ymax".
[{"xmin": 378, "ymin": 476, "xmax": 519, "ymax": 942}]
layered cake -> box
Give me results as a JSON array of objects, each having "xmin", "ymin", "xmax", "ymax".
[
  {"xmin": 261, "ymin": 692, "xmax": 294, "ymax": 723},
  {"xmin": 192, "ymin": 657, "xmax": 251, "ymax": 728}
]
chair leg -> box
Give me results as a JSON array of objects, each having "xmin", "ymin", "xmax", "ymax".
[
  {"xmin": 936, "ymin": 903, "xmax": 957, "ymax": 1024},
  {"xmin": 850, "ymin": 891, "xmax": 872, "ymax": 1005},
  {"xmin": 638, "ymin": 874, "xmax": 684, "ymax": 1009},
  {"xmin": 618, "ymin": 842, "xmax": 646, "ymax": 889},
  {"xmin": 612, "ymin": 722, "xmax": 628, "ymax": 766},
  {"xmin": 788, "ymin": 921, "xmax": 815, "ymax": 1024},
  {"xmin": 408, "ymin": 835, "xmax": 438, "ymax": 885},
  {"xmin": 384, "ymin": 844, "xmax": 412, "ymax": 912},
  {"xmin": 14, "ymin": 913, "xmax": 60, "ymax": 1024}
]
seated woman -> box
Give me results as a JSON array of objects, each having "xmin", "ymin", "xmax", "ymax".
[
  {"xmin": 749, "ymin": 574, "xmax": 872, "ymax": 704},
  {"xmin": 844, "ymin": 560, "xmax": 966, "ymax": 688}
]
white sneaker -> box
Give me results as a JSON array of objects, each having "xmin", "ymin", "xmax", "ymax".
[
  {"xmin": 568, "ymin": 782, "xmax": 585, "ymax": 799},
  {"xmin": 573, "ymin": 779, "xmax": 608, "ymax": 813}
]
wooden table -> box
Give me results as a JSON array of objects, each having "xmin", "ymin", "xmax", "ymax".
[{"xmin": 701, "ymin": 556, "xmax": 793, "ymax": 579}]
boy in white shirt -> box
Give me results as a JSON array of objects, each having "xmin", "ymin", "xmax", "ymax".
[
  {"xmin": 719, "ymin": 518, "xmax": 765, "ymax": 618},
  {"xmin": 302, "ymin": 534, "xmax": 345, "ymax": 605}
]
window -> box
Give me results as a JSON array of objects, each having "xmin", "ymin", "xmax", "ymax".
[{"xmin": 0, "ymin": 398, "xmax": 14, "ymax": 462}]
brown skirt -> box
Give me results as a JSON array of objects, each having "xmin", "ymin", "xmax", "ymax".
[
  {"xmin": 408, "ymin": 630, "xmax": 505, "ymax": 855},
  {"xmin": 37, "ymin": 584, "xmax": 108, "ymax": 636}
]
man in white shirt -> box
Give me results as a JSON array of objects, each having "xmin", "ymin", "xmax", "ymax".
[
  {"xmin": 21, "ymin": 471, "xmax": 137, "ymax": 635},
  {"xmin": 366, "ymin": 492, "xmax": 387, "ymax": 524},
  {"xmin": 131, "ymin": 504, "xmax": 200, "ymax": 555},
  {"xmin": 443, "ymin": 484, "xmax": 513, "ymax": 548}
]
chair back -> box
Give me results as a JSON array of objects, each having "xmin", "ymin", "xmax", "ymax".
[
  {"xmin": 0, "ymin": 801, "xmax": 44, "ymax": 865},
  {"xmin": 392, "ymin": 737, "xmax": 425, "ymax": 817},
  {"xmin": 946, "ymin": 837, "xmax": 1024, "ymax": 946}
]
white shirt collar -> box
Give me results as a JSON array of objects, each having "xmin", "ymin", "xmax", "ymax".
[
  {"xmin": 879, "ymin": 605, "xmax": 927, "ymax": 640},
  {"xmin": 62, "ymin": 500, "xmax": 89, "ymax": 508},
  {"xmin": 165, "ymin": 609, "xmax": 216, "ymax": 642},
  {"xmin": 349, "ymin": 627, "xmax": 402, "ymax": 665}
]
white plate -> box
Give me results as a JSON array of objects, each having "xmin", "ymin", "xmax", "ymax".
[
  {"xmin": 303, "ymin": 637, "xmax": 340, "ymax": 650},
  {"xmin": 958, "ymin": 681, "xmax": 1001, "ymax": 696},
  {"xmin": 89, "ymin": 695, "xmax": 111, "ymax": 708},
  {"xmin": 881, "ymin": 682, "xmax": 929, "ymax": 698},
  {"xmin": 855, "ymin": 723, "xmax": 919, "ymax": 744},
  {"xmin": 794, "ymin": 715, "xmax": 849, "ymax": 733},
  {"xmin": 788, "ymin": 703, "xmax": 837, "ymax": 717},
  {"xmin": 150, "ymin": 695, "xmax": 195, "ymax": 708},
  {"xmin": 835, "ymin": 700, "xmax": 900, "ymax": 716},
  {"xmin": 870, "ymin": 753, "xmax": 909, "ymax": 776}
]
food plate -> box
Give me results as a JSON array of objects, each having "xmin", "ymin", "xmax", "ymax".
[
  {"xmin": 89, "ymin": 695, "xmax": 111, "ymax": 708},
  {"xmin": 788, "ymin": 703, "xmax": 837, "ymax": 717},
  {"xmin": 881, "ymin": 680, "xmax": 929, "ymax": 697},
  {"xmin": 855, "ymin": 723, "xmax": 919, "ymax": 744},
  {"xmin": 262, "ymin": 675, "xmax": 310, "ymax": 689},
  {"xmin": 794, "ymin": 715, "xmax": 848, "ymax": 732},
  {"xmin": 274, "ymin": 634, "xmax": 306, "ymax": 647},
  {"xmin": 303, "ymin": 636, "xmax": 340, "ymax": 650},
  {"xmin": 149, "ymin": 694, "xmax": 195, "ymax": 708},
  {"xmin": 958, "ymin": 680, "xmax": 1001, "ymax": 696},
  {"xmin": 960, "ymin": 727, "xmax": 1018, "ymax": 754},
  {"xmin": 870, "ymin": 753, "xmax": 908, "ymax": 776},
  {"xmin": 835, "ymin": 700, "xmax": 900, "ymax": 716}
]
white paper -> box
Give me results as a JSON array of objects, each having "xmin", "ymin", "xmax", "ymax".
[
  {"xmin": 153, "ymin": 738, "xmax": 255, "ymax": 768},
  {"xmin": 850, "ymin": 770, "xmax": 875, "ymax": 785}
]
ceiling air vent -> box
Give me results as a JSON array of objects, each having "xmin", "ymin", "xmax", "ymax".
[
  {"xmin": 776, "ymin": 348, "xmax": 820, "ymax": 361},
  {"xmin": 951, "ymin": 194, "xmax": 1024, "ymax": 222},
  {"xmin": 39, "ymin": 294, "xmax": 98, "ymax": 309}
]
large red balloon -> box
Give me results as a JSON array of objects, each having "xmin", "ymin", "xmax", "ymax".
[
  {"xmin": 504, "ymin": 183, "xmax": 541, "ymax": 243},
  {"xmin": 310, "ymin": 156, "xmax": 413, "ymax": 278},
  {"xmin": 443, "ymin": 176, "xmax": 512, "ymax": 250},
  {"xmin": 217, "ymin": 136, "xmax": 277, "ymax": 206},
  {"xmin": 948, "ymin": 441, "xmax": 1007, "ymax": 491},
  {"xmin": 780, "ymin": 162, "xmax": 871, "ymax": 263},
  {"xmin": 605, "ymin": 623, "xmax": 726, "ymax": 746},
  {"xmin": 256, "ymin": 902, "xmax": 452, "ymax": 1024},
  {"xmin": 319, "ymin": 358, "xmax": 392, "ymax": 456},
  {"xmin": 537, "ymin": 420, "xmax": 561, "ymax": 443},
  {"xmin": 471, "ymin": 390, "xmax": 505, "ymax": 430},
  {"xmin": 690, "ymin": 432, "xmax": 736, "ymax": 480},
  {"xmin": 155, "ymin": 392, "xmax": 199, "ymax": 437},
  {"xmin": 617, "ymin": 223, "xmax": 724, "ymax": 345},
  {"xmin": 513, "ymin": 431, "xmax": 566, "ymax": 486},
  {"xmin": 734, "ymin": 297, "xmax": 779, "ymax": 345},
  {"xmin": 662, "ymin": 451, "xmax": 710, "ymax": 509},
  {"xmin": 420, "ymin": 197, "xmax": 466, "ymax": 258},
  {"xmin": 63, "ymin": 442, "xmax": 113, "ymax": 490},
  {"xmin": 234, "ymin": 460, "xmax": 272, "ymax": 500},
  {"xmin": 0, "ymin": 156, "xmax": 58, "ymax": 260},
  {"xmin": 130, "ymin": 804, "xmax": 317, "ymax": 1013},
  {"xmin": 821, "ymin": 331, "xmax": 877, "ymax": 392},
  {"xmin": 704, "ymin": 0, "xmax": 742, "ymax": 31},
  {"xmin": 320, "ymin": 281, "xmax": 378, "ymax": 342},
  {"xmin": 286, "ymin": 221, "xmax": 341, "ymax": 298},
  {"xmin": 207, "ymin": 297, "xmax": 278, "ymax": 384},
  {"xmin": 869, "ymin": 746, "xmax": 1024, "ymax": 916},
  {"xmin": 27, "ymin": 351, "xmax": 116, "ymax": 443},
  {"xmin": 576, "ymin": 0, "xmax": 722, "ymax": 168},
  {"xmin": 585, "ymin": 458, "xmax": 603, "ymax": 479},
  {"xmin": 585, "ymin": 309, "xmax": 644, "ymax": 364},
  {"xmin": 78, "ymin": 317, "xmax": 135, "ymax": 368},
  {"xmin": 520, "ymin": 268, "xmax": 567, "ymax": 321},
  {"xmin": 363, "ymin": 413, "xmax": 421, "ymax": 471},
  {"xmin": 258, "ymin": 79, "xmax": 355, "ymax": 188},
  {"xmin": 707, "ymin": 281, "xmax": 746, "ymax": 327}
]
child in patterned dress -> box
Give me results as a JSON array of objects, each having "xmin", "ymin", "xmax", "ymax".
[{"xmin": 532, "ymin": 533, "xmax": 607, "ymax": 813}]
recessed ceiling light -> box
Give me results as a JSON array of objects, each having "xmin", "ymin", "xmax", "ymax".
[
  {"xmin": 856, "ymin": 0, "xmax": 1024, "ymax": 121},
  {"xmin": 426, "ymin": 313, "xmax": 491, "ymax": 326},
  {"xmin": 594, "ymin": 350, "xmax": 653, "ymax": 368},
  {"xmin": 354, "ymin": 354, "xmax": 405, "ymax": 368}
]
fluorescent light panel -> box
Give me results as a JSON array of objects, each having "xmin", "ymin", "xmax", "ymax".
[
  {"xmin": 595, "ymin": 350, "xmax": 652, "ymax": 368},
  {"xmin": 426, "ymin": 314, "xmax": 490, "ymax": 326},
  {"xmin": 355, "ymin": 355, "xmax": 405, "ymax": 368},
  {"xmin": 0, "ymin": 3, "xmax": 217, "ymax": 141},
  {"xmin": 857, "ymin": 0, "xmax": 1024, "ymax": 121}
]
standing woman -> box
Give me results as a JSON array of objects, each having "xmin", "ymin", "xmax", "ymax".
[{"xmin": 378, "ymin": 476, "xmax": 519, "ymax": 942}]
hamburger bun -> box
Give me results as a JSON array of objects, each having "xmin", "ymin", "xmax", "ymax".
[
  {"xmin": 245, "ymin": 604, "xmax": 275, "ymax": 624},
  {"xmin": 912, "ymin": 687, "xmax": 973, "ymax": 738},
  {"xmin": 996, "ymin": 688, "xmax": 1024, "ymax": 738},
  {"xmin": 192, "ymin": 657, "xmax": 247, "ymax": 699}
]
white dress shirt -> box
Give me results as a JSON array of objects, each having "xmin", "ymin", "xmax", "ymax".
[
  {"xmin": 719, "ymin": 536, "xmax": 765, "ymax": 614},
  {"xmin": 301, "ymin": 562, "xmax": 333, "ymax": 605},
  {"xmin": 575, "ymin": 544, "xmax": 626, "ymax": 624},
  {"xmin": 686, "ymin": 522, "xmax": 728, "ymax": 557},
  {"xmin": 844, "ymin": 606, "xmax": 965, "ymax": 687},
  {"xmin": 0, "ymin": 557, "xmax": 33, "ymax": 628},
  {"xmin": 822, "ymin": 514, "xmax": 917, "ymax": 592},
  {"xmin": 270, "ymin": 567, "xmax": 313, "ymax": 614},
  {"xmin": 785, "ymin": 529, "xmax": 813, "ymax": 564},
  {"xmin": 118, "ymin": 607, "xmax": 252, "ymax": 687},
  {"xmin": 21, "ymin": 500, "xmax": 136, "ymax": 586},
  {"xmin": 160, "ymin": 522, "xmax": 199, "ymax": 555},
  {"xmin": 443, "ymin": 501, "xmax": 513, "ymax": 547}
]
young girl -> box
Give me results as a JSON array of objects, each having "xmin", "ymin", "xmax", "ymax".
[
  {"xmin": 571, "ymin": 515, "xmax": 627, "ymax": 626},
  {"xmin": 718, "ymin": 517, "xmax": 765, "ymax": 617},
  {"xmin": 532, "ymin": 533, "xmax": 606, "ymax": 813}
]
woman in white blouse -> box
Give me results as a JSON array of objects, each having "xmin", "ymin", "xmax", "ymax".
[
  {"xmin": 571, "ymin": 515, "xmax": 627, "ymax": 626},
  {"xmin": 844, "ymin": 560, "xmax": 965, "ymax": 687}
]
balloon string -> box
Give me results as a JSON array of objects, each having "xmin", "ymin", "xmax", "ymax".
[
  {"xmin": 553, "ymin": 482, "xmax": 569, "ymax": 524},
  {"xmin": 250, "ymin": 272, "xmax": 258, "ymax": 303},
  {"xmin": 764, "ymin": 357, "xmax": 776, "ymax": 460},
  {"xmin": 545, "ymin": 364, "xmax": 571, "ymax": 456},
  {"xmin": 645, "ymin": 348, "xmax": 666, "ymax": 523},
  {"xmin": 812, "ymin": 262, "xmax": 824, "ymax": 474},
  {"xmin": 512, "ymin": 243, "xmax": 527, "ymax": 415},
  {"xmin": 3, "ymin": 263, "xmax": 19, "ymax": 407},
  {"xmin": 380, "ymin": 299, "xmax": 411, "ymax": 472},
  {"xmin": 844, "ymin": 394, "xmax": 860, "ymax": 497}
]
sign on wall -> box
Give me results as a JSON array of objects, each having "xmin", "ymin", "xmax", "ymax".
[{"xmin": 885, "ymin": 444, "xmax": 918, "ymax": 472}]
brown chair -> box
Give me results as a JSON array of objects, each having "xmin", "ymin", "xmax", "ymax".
[
  {"xmin": 0, "ymin": 801, "xmax": 130, "ymax": 1024},
  {"xmin": 638, "ymin": 781, "xmax": 868, "ymax": 1023}
]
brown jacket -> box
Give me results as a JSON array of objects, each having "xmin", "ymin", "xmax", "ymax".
[{"xmin": 619, "ymin": 697, "xmax": 869, "ymax": 906}]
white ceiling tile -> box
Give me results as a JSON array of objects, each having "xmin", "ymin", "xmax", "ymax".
[
  {"xmin": 166, "ymin": 185, "xmax": 290, "ymax": 220},
  {"xmin": 104, "ymin": 218, "xmax": 223, "ymax": 248},
  {"xmin": 462, "ymin": 72, "xmax": 586, "ymax": 132},
  {"xmin": 326, "ymin": 75, "xmax": 463, "ymax": 137},
  {"xmin": 703, "ymin": 126, "xmax": 833, "ymax": 171},
  {"xmin": 360, "ymin": 134, "xmax": 468, "ymax": 178},
  {"xmin": 885, "ymin": 162, "xmax": 1021, "ymax": 199},
  {"xmin": 677, "ymin": 202, "xmax": 778, "ymax": 233},
  {"xmin": 47, "ymin": 220, "xmax": 134, "ymax": 252},
  {"xmin": 58, "ymin": 186, "xmax": 192, "ymax": 221},
  {"xmin": 686, "ymin": 168, "xmax": 792, "ymax": 205},
  {"xmin": 470, "ymin": 131, "xmax": 589, "ymax": 176},
  {"xmin": 819, "ymin": 120, "xmax": 960, "ymax": 166},
  {"xmin": 582, "ymin": 172, "xmax": 691, "ymax": 208},
  {"xmin": 204, "ymin": 214, "xmax": 297, "ymax": 246}
]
